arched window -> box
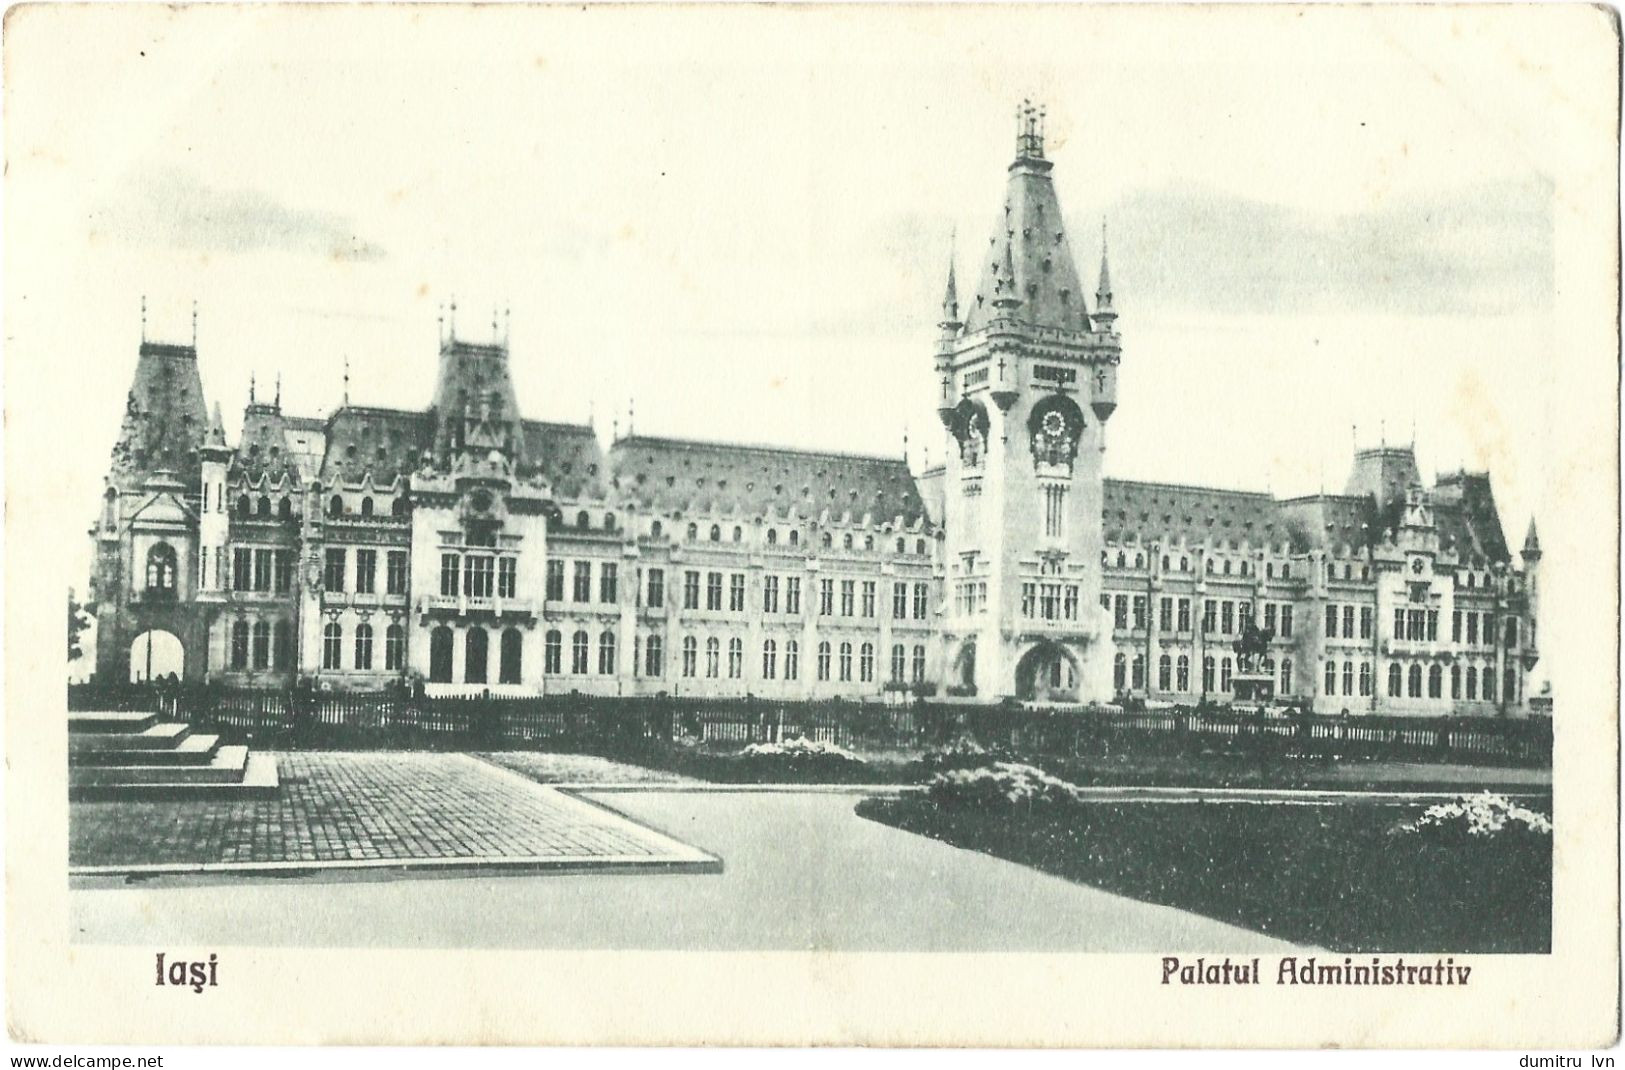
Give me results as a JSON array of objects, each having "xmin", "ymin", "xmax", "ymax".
[
  {"xmin": 681, "ymin": 635, "xmax": 697, "ymax": 678},
  {"xmin": 1113, "ymin": 652, "xmax": 1127, "ymax": 691},
  {"xmin": 915, "ymin": 538, "xmax": 926, "ymax": 555},
  {"xmin": 577, "ymin": 511, "xmax": 591, "ymax": 530},
  {"xmin": 329, "ymin": 495, "xmax": 344, "ymax": 517},
  {"xmin": 787, "ymin": 639, "xmax": 801, "ymax": 681},
  {"xmin": 1503, "ymin": 667, "xmax": 1517, "ymax": 704},
  {"xmin": 821, "ymin": 532, "xmax": 832, "ymax": 549},
  {"xmin": 604, "ymin": 513, "xmax": 617, "ymax": 532},
  {"xmin": 838, "ymin": 641, "xmax": 853, "ymax": 682},
  {"xmin": 1158, "ymin": 654, "xmax": 1172, "ymax": 691},
  {"xmin": 354, "ymin": 623, "xmax": 374, "ymax": 670},
  {"xmin": 145, "ymin": 543, "xmax": 177, "ymax": 593},
  {"xmin": 360, "ymin": 497, "xmax": 374, "ymax": 517},
  {"xmin": 1280, "ymin": 658, "xmax": 1293, "ymax": 694},
  {"xmin": 1223, "ymin": 560, "xmax": 1232, "ymax": 575},
  {"xmin": 385, "ymin": 624, "xmax": 405, "ymax": 671},
  {"xmin": 1359, "ymin": 661, "xmax": 1372, "ymax": 696},
  {"xmin": 572, "ymin": 630, "xmax": 590, "ymax": 674},
  {"xmin": 1407, "ymin": 663, "xmax": 1423, "ymax": 698},
  {"xmin": 279, "ymin": 497, "xmax": 294, "ymax": 519},
  {"xmin": 1450, "ymin": 664, "xmax": 1462, "ymax": 699},
  {"xmin": 1265, "ymin": 562, "xmax": 1274, "ymax": 579},
  {"xmin": 891, "ymin": 644, "xmax": 906, "ymax": 683},
  {"xmin": 1343, "ymin": 660, "xmax": 1354, "ymax": 695},
  {"xmin": 686, "ymin": 522, "xmax": 698, "ymax": 542},
  {"xmin": 1427, "ymin": 664, "xmax": 1442, "ymax": 698},
  {"xmin": 1116, "ymin": 551, "xmax": 1127, "ymax": 568},
  {"xmin": 1135, "ymin": 553, "xmax": 1145, "ymax": 569},
  {"xmin": 860, "ymin": 642, "xmax": 875, "ymax": 683},
  {"xmin": 792, "ymin": 531, "xmax": 802, "ymax": 547},
  {"xmin": 1388, "ymin": 662, "xmax": 1402, "ymax": 697},
  {"xmin": 727, "ymin": 637, "xmax": 743, "ymax": 679},
  {"xmin": 500, "ymin": 628, "xmax": 522, "ymax": 684},
  {"xmin": 1201, "ymin": 656, "xmax": 1215, "ymax": 692},
  {"xmin": 768, "ymin": 529, "xmax": 779, "ymax": 546},
  {"xmin": 1205, "ymin": 559, "xmax": 1214, "ymax": 575},
  {"xmin": 1482, "ymin": 669, "xmax": 1497, "ymax": 703},
  {"xmin": 732, "ymin": 526, "xmax": 742, "ymax": 543},
  {"xmin": 1176, "ymin": 654, "xmax": 1190, "ymax": 691},
  {"xmin": 598, "ymin": 630, "xmax": 616, "ymax": 675},
  {"xmin": 651, "ymin": 520, "xmax": 664, "ymax": 539},
  {"xmin": 252, "ymin": 620, "xmax": 271, "ymax": 669},
  {"xmin": 1131, "ymin": 654, "xmax": 1145, "ymax": 690},
  {"xmin": 1282, "ymin": 563, "xmax": 1292, "ymax": 579},
  {"xmin": 763, "ymin": 639, "xmax": 778, "ymax": 680},
  {"xmin": 430, "ymin": 626, "xmax": 453, "ymax": 681},
  {"xmin": 231, "ymin": 619, "xmax": 250, "ymax": 669},
  {"xmin": 544, "ymin": 630, "xmax": 562, "ymax": 674},
  {"xmin": 911, "ymin": 645, "xmax": 926, "ymax": 683},
  {"xmin": 864, "ymin": 535, "xmax": 874, "ymax": 552},
  {"xmin": 323, "ymin": 622, "xmax": 343, "ymax": 670},
  {"xmin": 1180, "ymin": 556, "xmax": 1190, "ymax": 572},
  {"xmin": 709, "ymin": 525, "xmax": 721, "ymax": 542},
  {"xmin": 895, "ymin": 537, "xmax": 905, "ymax": 554},
  {"xmin": 1161, "ymin": 555, "xmax": 1171, "ymax": 571},
  {"xmin": 1465, "ymin": 665, "xmax": 1478, "ymax": 700},
  {"xmin": 465, "ymin": 627, "xmax": 488, "ymax": 683},
  {"xmin": 274, "ymin": 620, "xmax": 292, "ymax": 670},
  {"xmin": 843, "ymin": 533, "xmax": 854, "ymax": 550},
  {"xmin": 392, "ymin": 497, "xmax": 410, "ymax": 517},
  {"xmin": 255, "ymin": 495, "xmax": 270, "ymax": 517},
  {"xmin": 705, "ymin": 637, "xmax": 720, "ymax": 678},
  {"xmin": 644, "ymin": 635, "xmax": 663, "ymax": 677},
  {"xmin": 1220, "ymin": 657, "xmax": 1233, "ymax": 691},
  {"xmin": 817, "ymin": 641, "xmax": 832, "ymax": 681}
]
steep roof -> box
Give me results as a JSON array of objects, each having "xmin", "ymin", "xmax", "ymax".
[
  {"xmin": 318, "ymin": 406, "xmax": 433, "ymax": 487},
  {"xmin": 1102, "ymin": 478, "xmax": 1299, "ymax": 550},
  {"xmin": 520, "ymin": 420, "xmax": 606, "ymax": 501},
  {"xmin": 961, "ymin": 116, "xmax": 1094, "ymax": 335},
  {"xmin": 608, "ymin": 435, "xmax": 927, "ymax": 525},
  {"xmin": 1432, "ymin": 471, "xmax": 1510, "ymax": 563},
  {"xmin": 109, "ymin": 340, "xmax": 210, "ymax": 483}
]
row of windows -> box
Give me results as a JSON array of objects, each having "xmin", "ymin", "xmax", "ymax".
[
  {"xmin": 1324, "ymin": 603, "xmax": 1376, "ymax": 640},
  {"xmin": 227, "ymin": 618, "xmax": 295, "ymax": 671},
  {"xmin": 671, "ymin": 637, "xmax": 929, "ymax": 685},
  {"xmin": 1107, "ymin": 550, "xmax": 1296, "ymax": 581},
  {"xmin": 544, "ymin": 560, "xmax": 618, "ymax": 604},
  {"xmin": 671, "ymin": 521, "xmax": 930, "ymax": 557},
  {"xmin": 323, "ymin": 495, "xmax": 409, "ymax": 519},
  {"xmin": 1103, "ymin": 596, "xmax": 1295, "ymax": 639},
  {"xmin": 317, "ymin": 548, "xmax": 413, "ymax": 595},
  {"xmin": 1113, "ymin": 653, "xmax": 1294, "ymax": 695},
  {"xmin": 1371, "ymin": 661, "xmax": 1516, "ymax": 702},
  {"xmin": 319, "ymin": 621, "xmax": 410, "ymax": 673},
  {"xmin": 1021, "ymin": 583, "xmax": 1081, "ymax": 621},
  {"xmin": 435, "ymin": 552, "xmax": 519, "ymax": 599}
]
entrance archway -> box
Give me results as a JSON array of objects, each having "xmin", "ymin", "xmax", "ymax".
[
  {"xmin": 951, "ymin": 641, "xmax": 977, "ymax": 692},
  {"xmin": 1015, "ymin": 642, "xmax": 1079, "ymax": 703},
  {"xmin": 129, "ymin": 629, "xmax": 184, "ymax": 682}
]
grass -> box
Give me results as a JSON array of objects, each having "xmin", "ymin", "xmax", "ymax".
[{"xmin": 856, "ymin": 794, "xmax": 1552, "ymax": 953}]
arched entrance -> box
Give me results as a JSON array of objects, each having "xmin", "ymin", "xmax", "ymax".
[
  {"xmin": 1015, "ymin": 642, "xmax": 1079, "ymax": 703},
  {"xmin": 951, "ymin": 641, "xmax": 977, "ymax": 693},
  {"xmin": 129, "ymin": 629, "xmax": 184, "ymax": 682}
]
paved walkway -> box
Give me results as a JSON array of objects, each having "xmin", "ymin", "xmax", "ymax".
[
  {"xmin": 72, "ymin": 790, "xmax": 1297, "ymax": 951},
  {"xmin": 479, "ymin": 751, "xmax": 699, "ymax": 785},
  {"xmin": 70, "ymin": 752, "xmax": 713, "ymax": 875}
]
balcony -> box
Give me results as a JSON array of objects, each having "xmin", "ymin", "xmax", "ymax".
[{"xmin": 419, "ymin": 593, "xmax": 536, "ymax": 619}]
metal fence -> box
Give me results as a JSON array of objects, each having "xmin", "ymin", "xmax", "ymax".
[{"xmin": 66, "ymin": 682, "xmax": 1551, "ymax": 767}]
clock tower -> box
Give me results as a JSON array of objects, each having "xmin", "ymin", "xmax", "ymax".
[{"xmin": 935, "ymin": 102, "xmax": 1120, "ymax": 704}]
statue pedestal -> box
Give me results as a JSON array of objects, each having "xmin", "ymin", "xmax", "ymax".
[{"xmin": 1232, "ymin": 672, "xmax": 1275, "ymax": 704}]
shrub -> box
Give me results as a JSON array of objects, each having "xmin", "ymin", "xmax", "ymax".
[
  {"xmin": 917, "ymin": 736, "xmax": 1012, "ymax": 775},
  {"xmin": 1391, "ymin": 792, "xmax": 1553, "ymax": 843},
  {"xmin": 925, "ymin": 761, "xmax": 1085, "ymax": 809},
  {"xmin": 739, "ymin": 736, "xmax": 865, "ymax": 764}
]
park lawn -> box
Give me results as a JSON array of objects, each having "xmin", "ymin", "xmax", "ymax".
[{"xmin": 856, "ymin": 795, "xmax": 1551, "ymax": 953}]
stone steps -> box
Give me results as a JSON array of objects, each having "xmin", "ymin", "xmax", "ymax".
[{"xmin": 68, "ymin": 710, "xmax": 279, "ymax": 801}]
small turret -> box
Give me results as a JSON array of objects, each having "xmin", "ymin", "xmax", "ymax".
[
  {"xmin": 202, "ymin": 402, "xmax": 231, "ymax": 458},
  {"xmin": 1093, "ymin": 220, "xmax": 1117, "ymax": 332},
  {"xmin": 937, "ymin": 255, "xmax": 961, "ymax": 339},
  {"xmin": 991, "ymin": 238, "xmax": 1023, "ymax": 316},
  {"xmin": 1522, "ymin": 517, "xmax": 1542, "ymax": 562}
]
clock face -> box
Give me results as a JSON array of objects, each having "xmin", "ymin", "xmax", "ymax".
[
  {"xmin": 470, "ymin": 489, "xmax": 493, "ymax": 512},
  {"xmin": 1042, "ymin": 411, "xmax": 1066, "ymax": 436},
  {"xmin": 1410, "ymin": 558, "xmax": 1424, "ymax": 575}
]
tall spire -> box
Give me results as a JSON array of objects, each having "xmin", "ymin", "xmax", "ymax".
[
  {"xmin": 1522, "ymin": 517, "xmax": 1542, "ymax": 559},
  {"xmin": 249, "ymin": 371, "xmax": 256, "ymax": 405},
  {"xmin": 1015, "ymin": 99, "xmax": 1046, "ymax": 162},
  {"xmin": 204, "ymin": 401, "xmax": 229, "ymax": 452},
  {"xmin": 938, "ymin": 241, "xmax": 961, "ymax": 333},
  {"xmin": 190, "ymin": 300, "xmax": 198, "ymax": 346},
  {"xmin": 275, "ymin": 371, "xmax": 282, "ymax": 409},
  {"xmin": 1094, "ymin": 217, "xmax": 1117, "ymax": 330},
  {"xmin": 140, "ymin": 296, "xmax": 147, "ymax": 342},
  {"xmin": 342, "ymin": 356, "xmax": 350, "ymax": 406}
]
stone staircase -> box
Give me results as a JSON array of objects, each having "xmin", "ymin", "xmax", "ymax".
[{"xmin": 70, "ymin": 710, "xmax": 279, "ymax": 800}]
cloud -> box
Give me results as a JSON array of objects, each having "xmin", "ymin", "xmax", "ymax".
[
  {"xmin": 89, "ymin": 168, "xmax": 386, "ymax": 262},
  {"xmin": 1102, "ymin": 177, "xmax": 1554, "ymax": 317}
]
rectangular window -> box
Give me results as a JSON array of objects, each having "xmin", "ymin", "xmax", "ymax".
[
  {"xmin": 840, "ymin": 580, "xmax": 855, "ymax": 617},
  {"xmin": 1452, "ymin": 610, "xmax": 1462, "ymax": 643},
  {"xmin": 893, "ymin": 582, "xmax": 908, "ymax": 620},
  {"xmin": 763, "ymin": 575, "xmax": 779, "ymax": 613},
  {"xmin": 600, "ymin": 562, "xmax": 618, "ymax": 603},
  {"xmin": 729, "ymin": 573, "xmax": 746, "ymax": 612},
  {"xmin": 1022, "ymin": 582, "xmax": 1036, "ymax": 618},
  {"xmin": 1360, "ymin": 606, "xmax": 1373, "ymax": 639},
  {"xmin": 233, "ymin": 547, "xmax": 252, "ymax": 591},
  {"xmin": 707, "ymin": 572, "xmax": 724, "ymax": 611},
  {"xmin": 1341, "ymin": 605, "xmax": 1354, "ymax": 639},
  {"xmin": 441, "ymin": 553, "xmax": 460, "ymax": 597},
  {"xmin": 1485, "ymin": 615, "xmax": 1498, "ymax": 646},
  {"xmin": 1043, "ymin": 485, "xmax": 1066, "ymax": 539},
  {"xmin": 1395, "ymin": 607, "xmax": 1408, "ymax": 640},
  {"xmin": 786, "ymin": 577, "xmax": 802, "ymax": 615},
  {"xmin": 387, "ymin": 550, "xmax": 409, "ymax": 595},
  {"xmin": 1408, "ymin": 609, "xmax": 1425, "ymax": 642},
  {"xmin": 273, "ymin": 550, "xmax": 294, "ymax": 593},
  {"xmin": 1281, "ymin": 606, "xmax": 1293, "ymax": 638},
  {"xmin": 1159, "ymin": 597, "xmax": 1173, "ymax": 631},
  {"xmin": 1326, "ymin": 604, "xmax": 1338, "ymax": 638},
  {"xmin": 355, "ymin": 549, "xmax": 376, "ymax": 595},
  {"xmin": 1221, "ymin": 601, "xmax": 1234, "ymax": 635},
  {"xmin": 819, "ymin": 579, "xmax": 834, "ymax": 616},
  {"xmin": 684, "ymin": 570, "xmax": 700, "ymax": 610},
  {"xmin": 1263, "ymin": 603, "xmax": 1277, "ymax": 634},
  {"xmin": 1132, "ymin": 596, "xmax": 1147, "ymax": 630},
  {"xmin": 861, "ymin": 581, "xmax": 876, "ymax": 618},
  {"xmin": 1040, "ymin": 584, "xmax": 1059, "ymax": 621},
  {"xmin": 1201, "ymin": 599, "xmax": 1216, "ymax": 633},
  {"xmin": 647, "ymin": 568, "xmax": 665, "ymax": 608},
  {"xmin": 1064, "ymin": 586, "xmax": 1078, "ymax": 621},
  {"xmin": 253, "ymin": 548, "xmax": 274, "ymax": 592},
  {"xmin": 464, "ymin": 555, "xmax": 494, "ymax": 598},
  {"xmin": 1466, "ymin": 612, "xmax": 1479, "ymax": 645},
  {"xmin": 913, "ymin": 583, "xmax": 928, "ymax": 620},
  {"xmin": 545, "ymin": 560, "xmax": 565, "ymax": 601},
  {"xmin": 573, "ymin": 562, "xmax": 592, "ymax": 602},
  {"xmin": 1426, "ymin": 609, "xmax": 1438, "ymax": 642},
  {"xmin": 1177, "ymin": 598, "xmax": 1191, "ymax": 633},
  {"xmin": 1115, "ymin": 595, "xmax": 1130, "ymax": 630},
  {"xmin": 498, "ymin": 557, "xmax": 517, "ymax": 599},
  {"xmin": 324, "ymin": 548, "xmax": 346, "ymax": 592}
]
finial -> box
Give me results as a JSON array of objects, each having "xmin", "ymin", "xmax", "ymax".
[
  {"xmin": 449, "ymin": 295, "xmax": 457, "ymax": 339},
  {"xmin": 249, "ymin": 372, "xmax": 257, "ymax": 405},
  {"xmin": 436, "ymin": 303, "xmax": 445, "ymax": 343},
  {"xmin": 275, "ymin": 372, "xmax": 282, "ymax": 409},
  {"xmin": 343, "ymin": 356, "xmax": 350, "ymax": 406},
  {"xmin": 140, "ymin": 296, "xmax": 147, "ymax": 342},
  {"xmin": 492, "ymin": 305, "xmax": 499, "ymax": 340},
  {"xmin": 504, "ymin": 306, "xmax": 511, "ymax": 346},
  {"xmin": 903, "ymin": 425, "xmax": 910, "ymax": 463},
  {"xmin": 588, "ymin": 398, "xmax": 595, "ymax": 431},
  {"xmin": 628, "ymin": 397, "xmax": 635, "ymax": 436},
  {"xmin": 612, "ymin": 413, "xmax": 620, "ymax": 442},
  {"xmin": 191, "ymin": 300, "xmax": 198, "ymax": 346}
]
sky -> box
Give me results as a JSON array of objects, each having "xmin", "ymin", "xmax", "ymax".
[{"xmin": 7, "ymin": 5, "xmax": 1574, "ymax": 594}]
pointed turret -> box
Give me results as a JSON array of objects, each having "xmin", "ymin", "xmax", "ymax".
[
  {"xmin": 1522, "ymin": 517, "xmax": 1542, "ymax": 561},
  {"xmin": 962, "ymin": 100, "xmax": 1090, "ymax": 334},
  {"xmin": 1093, "ymin": 220, "xmax": 1117, "ymax": 331},
  {"xmin": 937, "ymin": 255, "xmax": 961, "ymax": 336},
  {"xmin": 203, "ymin": 402, "xmax": 230, "ymax": 456}
]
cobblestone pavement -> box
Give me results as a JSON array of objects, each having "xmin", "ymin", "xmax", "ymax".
[
  {"xmin": 70, "ymin": 752, "xmax": 706, "ymax": 870},
  {"xmin": 479, "ymin": 751, "xmax": 698, "ymax": 785}
]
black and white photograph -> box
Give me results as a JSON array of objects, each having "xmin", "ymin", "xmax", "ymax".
[{"xmin": 5, "ymin": 1, "xmax": 1618, "ymax": 1050}]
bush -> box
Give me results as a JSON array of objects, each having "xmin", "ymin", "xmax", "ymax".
[
  {"xmin": 1391, "ymin": 792, "xmax": 1553, "ymax": 844},
  {"xmin": 739, "ymin": 736, "xmax": 865, "ymax": 765},
  {"xmin": 925, "ymin": 762, "xmax": 1085, "ymax": 809},
  {"xmin": 916, "ymin": 736, "xmax": 1015, "ymax": 775}
]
